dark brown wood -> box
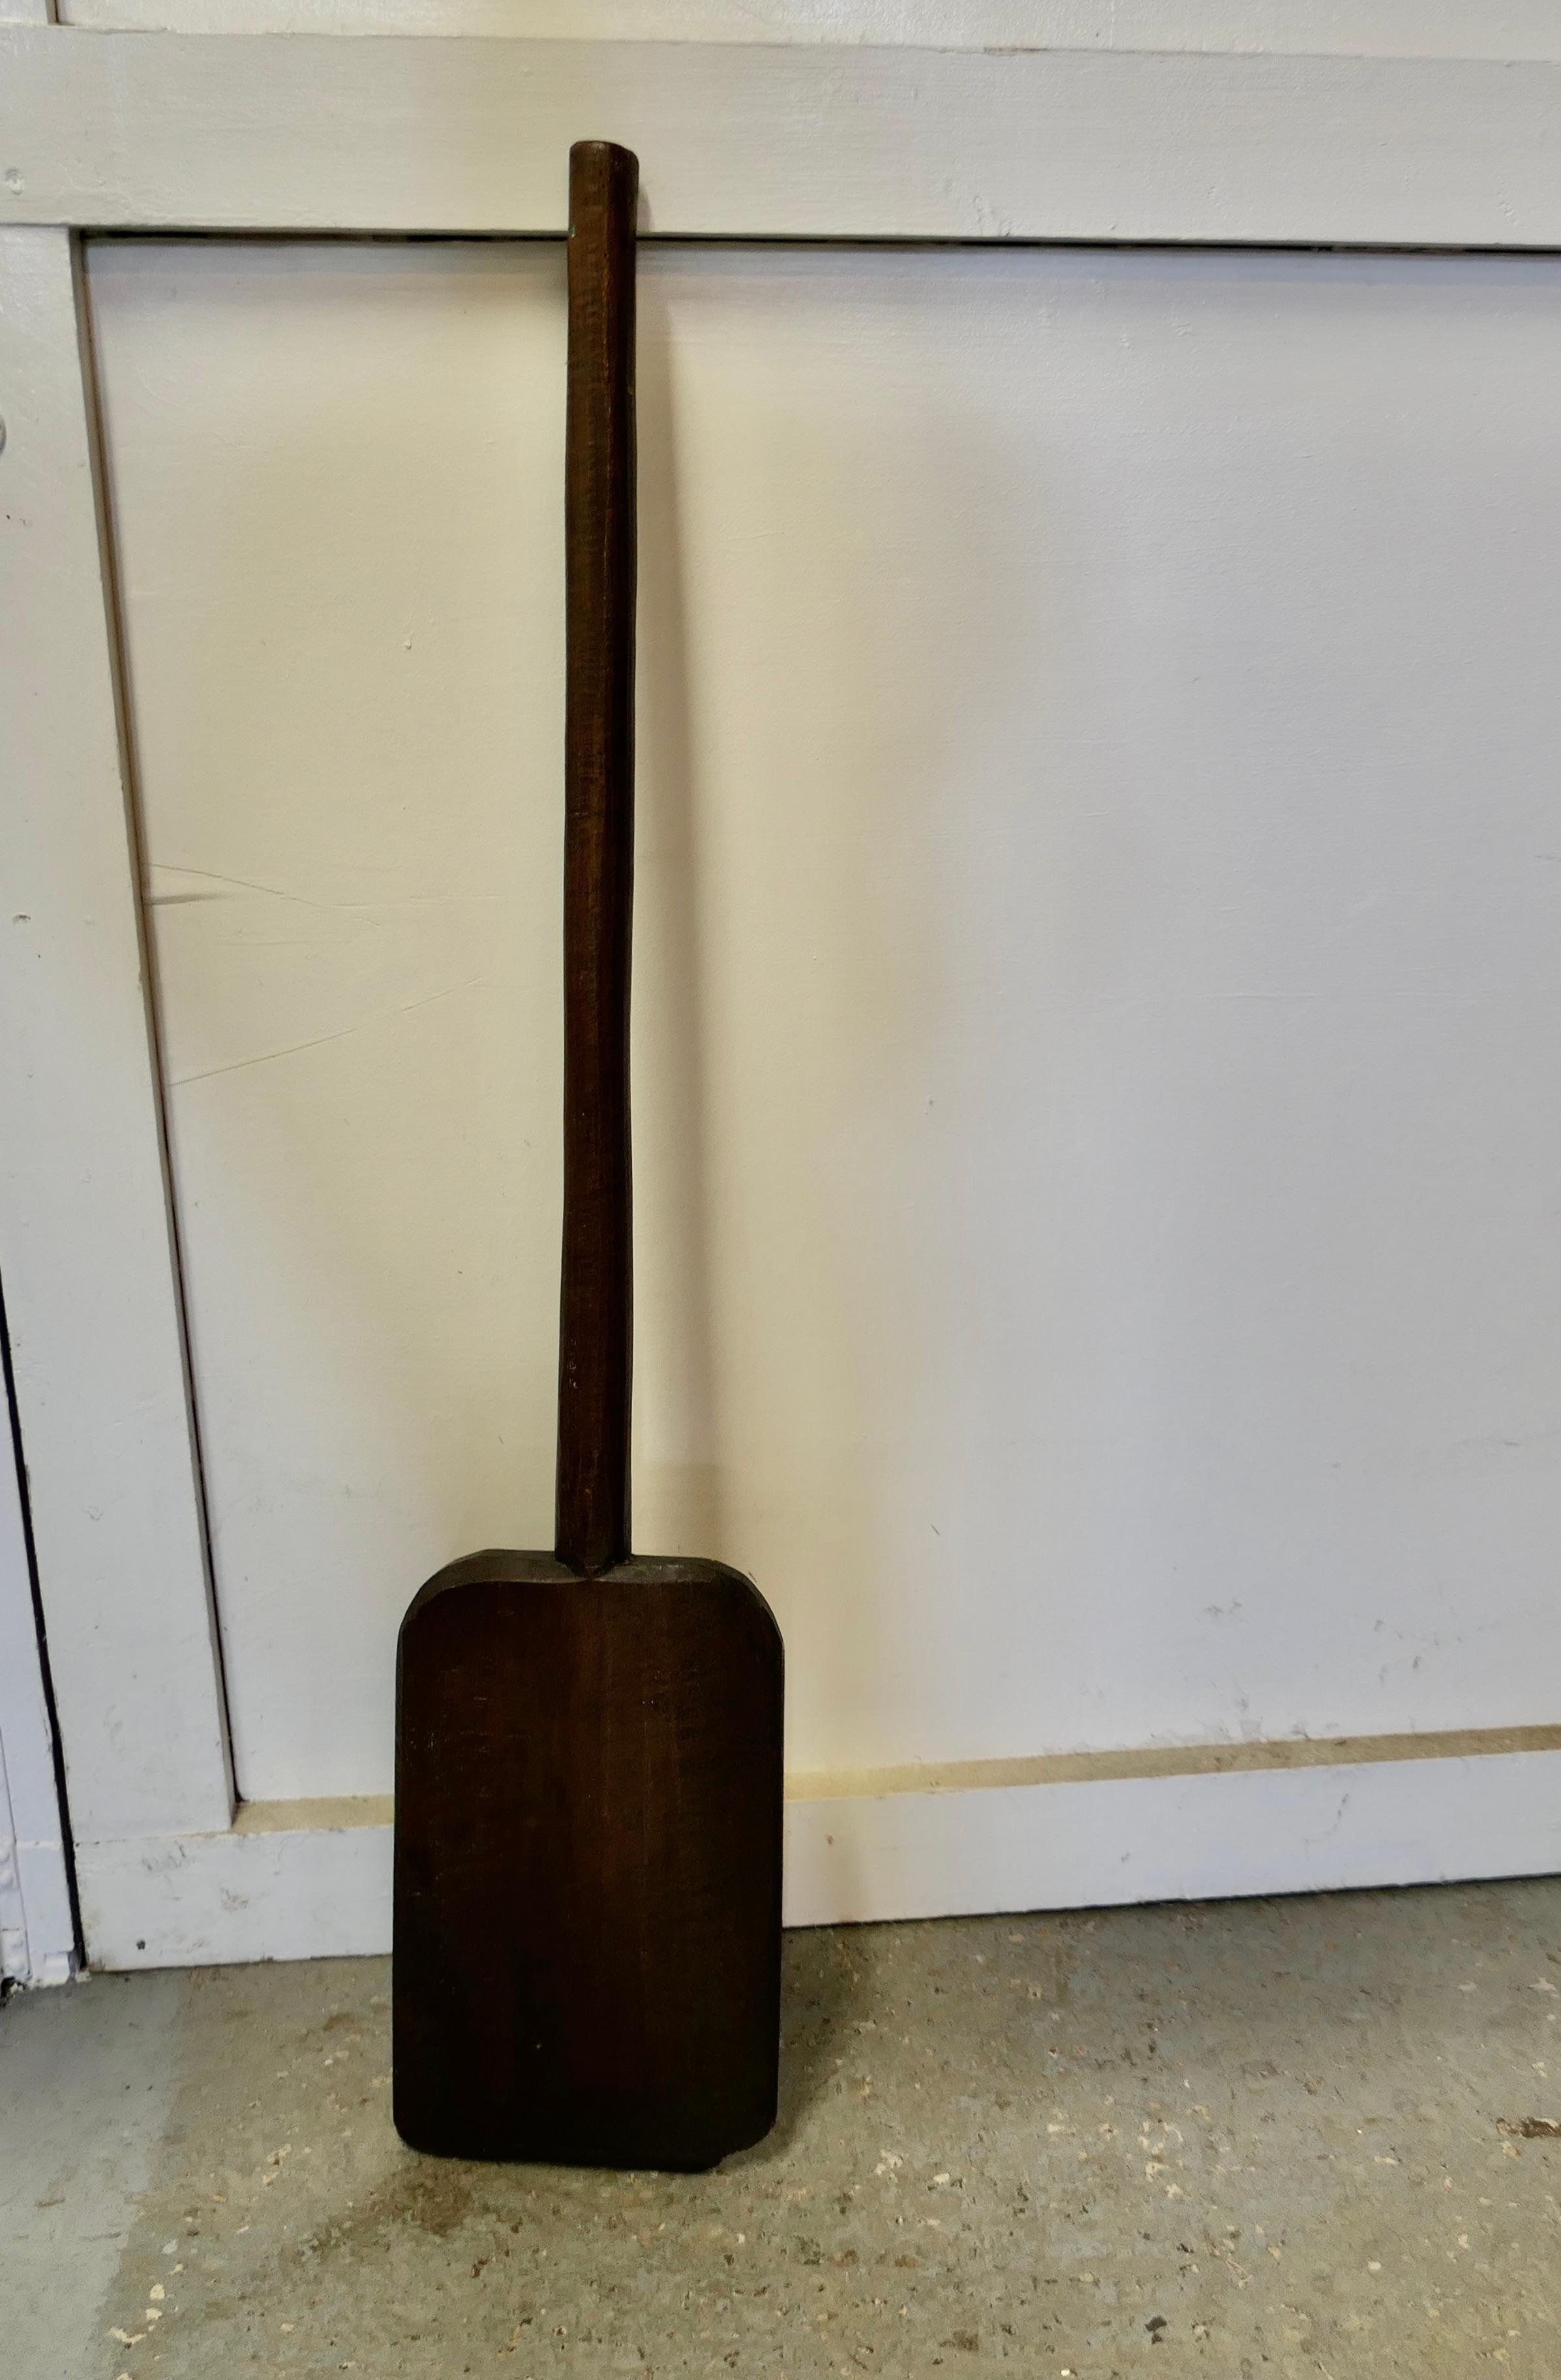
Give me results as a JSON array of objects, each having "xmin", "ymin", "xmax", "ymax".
[
  {"xmin": 395, "ymin": 1553, "xmax": 781, "ymax": 2169},
  {"xmin": 558, "ymin": 136, "xmax": 637, "ymax": 1579},
  {"xmin": 393, "ymin": 140, "xmax": 784, "ymax": 2173}
]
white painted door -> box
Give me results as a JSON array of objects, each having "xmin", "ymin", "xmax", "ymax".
[
  {"xmin": 77, "ymin": 237, "xmax": 1561, "ymax": 1945},
  {"xmin": 8, "ymin": 16, "xmax": 1561, "ymax": 1965}
]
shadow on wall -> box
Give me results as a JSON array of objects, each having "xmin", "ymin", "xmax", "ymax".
[
  {"xmin": 631, "ymin": 250, "xmax": 1067, "ymax": 1776},
  {"xmin": 630, "ymin": 267, "xmax": 725, "ymax": 1560}
]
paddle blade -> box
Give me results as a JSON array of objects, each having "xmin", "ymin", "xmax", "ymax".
[{"xmin": 393, "ymin": 1550, "xmax": 783, "ymax": 2169}]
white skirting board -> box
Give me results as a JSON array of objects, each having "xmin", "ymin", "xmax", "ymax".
[
  {"xmin": 74, "ymin": 1732, "xmax": 1561, "ymax": 1970},
  {"xmin": 0, "ymin": 1838, "xmax": 78, "ymax": 1987}
]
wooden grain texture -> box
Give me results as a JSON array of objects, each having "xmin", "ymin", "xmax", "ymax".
[
  {"xmin": 557, "ymin": 138, "xmax": 636, "ymax": 1579},
  {"xmin": 395, "ymin": 1553, "xmax": 781, "ymax": 2167},
  {"xmin": 393, "ymin": 145, "xmax": 783, "ymax": 2168}
]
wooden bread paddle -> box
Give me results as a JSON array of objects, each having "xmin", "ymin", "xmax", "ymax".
[{"xmin": 392, "ymin": 141, "xmax": 785, "ymax": 2172}]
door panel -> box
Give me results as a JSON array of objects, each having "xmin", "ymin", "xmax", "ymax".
[{"xmin": 91, "ymin": 241, "xmax": 1561, "ymax": 1802}]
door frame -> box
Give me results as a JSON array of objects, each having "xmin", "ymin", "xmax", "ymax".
[
  {"xmin": 0, "ymin": 1296, "xmax": 77, "ymax": 1985},
  {"xmin": 4, "ymin": 12, "xmax": 1561, "ymax": 1967}
]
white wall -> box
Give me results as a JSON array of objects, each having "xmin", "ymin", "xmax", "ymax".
[{"xmin": 88, "ymin": 238, "xmax": 1561, "ymax": 1811}]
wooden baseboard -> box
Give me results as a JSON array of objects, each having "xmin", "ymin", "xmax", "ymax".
[{"xmin": 73, "ymin": 1728, "xmax": 1561, "ymax": 1970}]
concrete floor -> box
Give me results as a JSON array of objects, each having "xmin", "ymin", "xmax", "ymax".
[{"xmin": 3, "ymin": 1882, "xmax": 1558, "ymax": 2378}]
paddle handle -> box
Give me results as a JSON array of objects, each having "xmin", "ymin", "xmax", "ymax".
[{"xmin": 556, "ymin": 140, "xmax": 639, "ymax": 1576}]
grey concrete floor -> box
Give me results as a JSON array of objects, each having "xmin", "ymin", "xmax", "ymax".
[{"xmin": 3, "ymin": 1882, "xmax": 1559, "ymax": 2379}]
